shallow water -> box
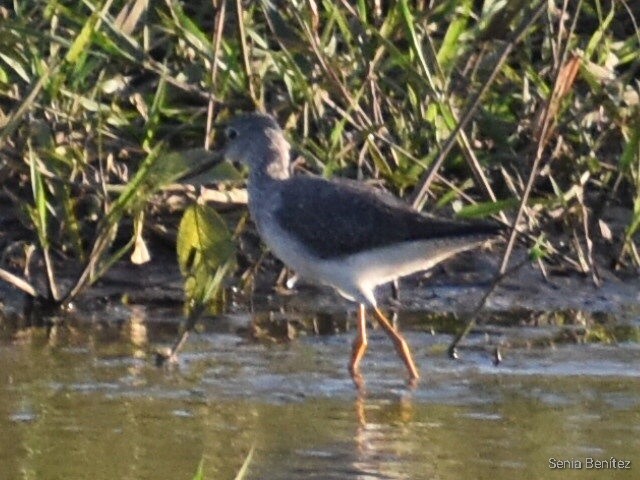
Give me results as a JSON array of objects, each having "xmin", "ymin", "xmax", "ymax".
[{"xmin": 1, "ymin": 301, "xmax": 639, "ymax": 479}]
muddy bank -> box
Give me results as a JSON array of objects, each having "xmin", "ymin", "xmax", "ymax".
[{"xmin": 2, "ymin": 245, "xmax": 640, "ymax": 322}]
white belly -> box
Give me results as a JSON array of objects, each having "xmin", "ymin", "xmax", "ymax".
[{"xmin": 257, "ymin": 212, "xmax": 487, "ymax": 307}]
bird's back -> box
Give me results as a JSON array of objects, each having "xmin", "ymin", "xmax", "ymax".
[{"xmin": 273, "ymin": 175, "xmax": 501, "ymax": 260}]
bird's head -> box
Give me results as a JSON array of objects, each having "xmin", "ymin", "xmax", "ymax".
[{"xmin": 219, "ymin": 112, "xmax": 290, "ymax": 177}]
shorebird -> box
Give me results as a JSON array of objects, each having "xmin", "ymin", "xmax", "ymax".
[{"xmin": 220, "ymin": 112, "xmax": 501, "ymax": 384}]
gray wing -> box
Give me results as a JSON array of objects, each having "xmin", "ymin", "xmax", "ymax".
[{"xmin": 275, "ymin": 176, "xmax": 501, "ymax": 259}]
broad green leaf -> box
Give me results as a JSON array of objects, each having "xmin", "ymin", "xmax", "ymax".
[
  {"xmin": 172, "ymin": 149, "xmax": 242, "ymax": 185},
  {"xmin": 177, "ymin": 204, "xmax": 235, "ymax": 274},
  {"xmin": 143, "ymin": 149, "xmax": 197, "ymax": 191},
  {"xmin": 177, "ymin": 204, "xmax": 236, "ymax": 312}
]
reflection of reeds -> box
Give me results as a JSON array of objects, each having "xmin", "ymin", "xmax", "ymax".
[{"xmin": 191, "ymin": 446, "xmax": 254, "ymax": 480}]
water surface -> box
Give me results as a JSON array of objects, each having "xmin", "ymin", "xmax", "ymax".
[{"xmin": 1, "ymin": 301, "xmax": 639, "ymax": 479}]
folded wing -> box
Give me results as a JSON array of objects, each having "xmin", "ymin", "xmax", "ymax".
[{"xmin": 275, "ymin": 176, "xmax": 501, "ymax": 260}]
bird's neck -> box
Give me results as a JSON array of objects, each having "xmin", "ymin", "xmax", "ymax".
[
  {"xmin": 250, "ymin": 136, "xmax": 291, "ymax": 183},
  {"xmin": 246, "ymin": 144, "xmax": 290, "ymax": 233}
]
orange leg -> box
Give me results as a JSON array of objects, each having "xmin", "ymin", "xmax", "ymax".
[
  {"xmin": 373, "ymin": 307, "xmax": 420, "ymax": 382},
  {"xmin": 349, "ymin": 304, "xmax": 368, "ymax": 386}
]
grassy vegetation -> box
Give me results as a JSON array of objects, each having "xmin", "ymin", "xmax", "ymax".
[{"xmin": 0, "ymin": 1, "xmax": 639, "ymax": 309}]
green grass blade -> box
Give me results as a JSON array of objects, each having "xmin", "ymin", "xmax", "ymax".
[
  {"xmin": 455, "ymin": 198, "xmax": 519, "ymax": 219},
  {"xmin": 168, "ymin": 1, "xmax": 211, "ymax": 55},
  {"xmin": 584, "ymin": 3, "xmax": 615, "ymax": 60},
  {"xmin": 66, "ymin": 12, "xmax": 99, "ymax": 64},
  {"xmin": 0, "ymin": 63, "xmax": 57, "ymax": 149},
  {"xmin": 103, "ymin": 142, "xmax": 165, "ymax": 226},
  {"xmin": 28, "ymin": 145, "xmax": 48, "ymax": 248},
  {"xmin": 398, "ymin": 0, "xmax": 436, "ymax": 92},
  {"xmin": 436, "ymin": 0, "xmax": 473, "ymax": 72},
  {"xmin": 143, "ymin": 71, "xmax": 167, "ymax": 150},
  {"xmin": 0, "ymin": 52, "xmax": 30, "ymax": 82},
  {"xmin": 620, "ymin": 118, "xmax": 640, "ymax": 171}
]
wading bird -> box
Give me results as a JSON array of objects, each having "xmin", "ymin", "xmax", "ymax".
[{"xmin": 220, "ymin": 112, "xmax": 501, "ymax": 385}]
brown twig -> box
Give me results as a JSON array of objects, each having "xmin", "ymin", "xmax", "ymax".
[
  {"xmin": 204, "ymin": 0, "xmax": 227, "ymax": 150},
  {"xmin": 235, "ymin": 0, "xmax": 257, "ymax": 104},
  {"xmin": 498, "ymin": 0, "xmax": 583, "ymax": 275},
  {"xmin": 448, "ymin": 0, "xmax": 586, "ymax": 354},
  {"xmin": 448, "ymin": 258, "xmax": 529, "ymax": 359},
  {"xmin": 422, "ymin": 25, "xmax": 505, "ymax": 222},
  {"xmin": 0, "ymin": 267, "xmax": 38, "ymax": 298}
]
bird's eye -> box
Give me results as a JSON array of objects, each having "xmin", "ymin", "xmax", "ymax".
[{"xmin": 225, "ymin": 127, "xmax": 238, "ymax": 140}]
